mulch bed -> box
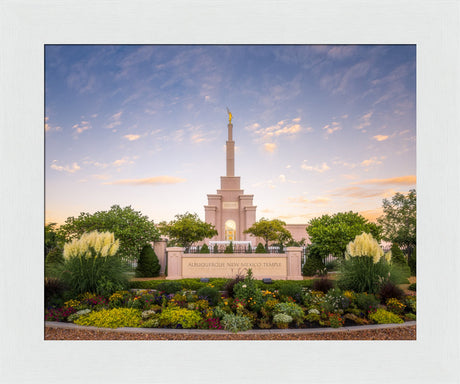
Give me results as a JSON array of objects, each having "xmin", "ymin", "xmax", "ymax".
[{"xmin": 45, "ymin": 324, "xmax": 416, "ymax": 340}]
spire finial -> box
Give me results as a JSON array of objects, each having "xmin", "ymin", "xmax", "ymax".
[{"xmin": 226, "ymin": 107, "xmax": 232, "ymax": 124}]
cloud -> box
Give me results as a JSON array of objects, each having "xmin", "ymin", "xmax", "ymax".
[
  {"xmin": 45, "ymin": 117, "xmax": 62, "ymax": 133},
  {"xmin": 301, "ymin": 161, "xmax": 330, "ymax": 173},
  {"xmin": 373, "ymin": 135, "xmax": 389, "ymax": 142},
  {"xmin": 112, "ymin": 156, "xmax": 137, "ymax": 167},
  {"xmin": 123, "ymin": 134, "xmax": 141, "ymax": 141},
  {"xmin": 264, "ymin": 143, "xmax": 277, "ymax": 153},
  {"xmin": 106, "ymin": 111, "xmax": 123, "ymax": 129},
  {"xmin": 322, "ymin": 121, "xmax": 342, "ymax": 136},
  {"xmin": 360, "ymin": 156, "xmax": 385, "ymax": 167},
  {"xmin": 251, "ymin": 118, "xmax": 310, "ymax": 142},
  {"xmin": 311, "ymin": 197, "xmax": 331, "ymax": 204},
  {"xmin": 50, "ymin": 160, "xmax": 81, "ymax": 173},
  {"xmin": 355, "ymin": 111, "xmax": 373, "ymax": 132},
  {"xmin": 359, "ymin": 209, "xmax": 384, "ymax": 223},
  {"xmin": 187, "ymin": 125, "xmax": 216, "ymax": 144},
  {"xmin": 288, "ymin": 196, "xmax": 309, "ymax": 204},
  {"xmin": 91, "ymin": 174, "xmax": 111, "ymax": 180},
  {"xmin": 279, "ymin": 174, "xmax": 286, "ymax": 183},
  {"xmin": 72, "ymin": 120, "xmax": 91, "ymax": 135},
  {"xmin": 104, "ymin": 176, "xmax": 186, "ymax": 186},
  {"xmin": 352, "ymin": 175, "xmax": 416, "ymax": 186},
  {"xmin": 331, "ymin": 186, "xmax": 396, "ymax": 199}
]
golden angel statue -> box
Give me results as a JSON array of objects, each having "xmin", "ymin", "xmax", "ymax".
[{"xmin": 226, "ymin": 107, "xmax": 232, "ymax": 124}]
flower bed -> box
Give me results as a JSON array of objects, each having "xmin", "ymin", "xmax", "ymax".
[{"xmin": 45, "ymin": 270, "xmax": 416, "ymax": 333}]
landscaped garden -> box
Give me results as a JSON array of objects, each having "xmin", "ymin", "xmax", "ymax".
[{"xmin": 45, "ymin": 232, "xmax": 416, "ymax": 333}]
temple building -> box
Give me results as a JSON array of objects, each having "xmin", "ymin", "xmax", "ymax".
[
  {"xmin": 204, "ymin": 110, "xmax": 257, "ymax": 242},
  {"xmin": 204, "ymin": 111, "xmax": 309, "ymax": 245}
]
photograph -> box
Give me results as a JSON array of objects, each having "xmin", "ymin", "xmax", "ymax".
[{"xmin": 44, "ymin": 44, "xmax": 417, "ymax": 341}]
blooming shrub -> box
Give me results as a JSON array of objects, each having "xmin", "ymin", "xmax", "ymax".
[
  {"xmin": 158, "ymin": 307, "xmax": 202, "ymax": 329},
  {"xmin": 404, "ymin": 295, "xmax": 416, "ymax": 313},
  {"xmin": 67, "ymin": 309, "xmax": 92, "ymax": 323},
  {"xmin": 369, "ymin": 309, "xmax": 404, "ymax": 324},
  {"xmin": 221, "ymin": 313, "xmax": 253, "ymax": 333},
  {"xmin": 198, "ymin": 317, "xmax": 223, "ymax": 330},
  {"xmin": 233, "ymin": 269, "xmax": 263, "ymax": 311},
  {"xmin": 75, "ymin": 308, "xmax": 142, "ymax": 328},
  {"xmin": 60, "ymin": 231, "xmax": 129, "ymax": 296},
  {"xmin": 45, "ymin": 307, "xmax": 77, "ymax": 322},
  {"xmin": 386, "ymin": 298, "xmax": 406, "ymax": 315},
  {"xmin": 273, "ymin": 302, "xmax": 304, "ymax": 325},
  {"xmin": 328, "ymin": 313, "xmax": 345, "ymax": 328},
  {"xmin": 273, "ymin": 313, "xmax": 293, "ymax": 329}
]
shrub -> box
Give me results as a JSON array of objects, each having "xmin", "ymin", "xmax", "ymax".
[
  {"xmin": 45, "ymin": 247, "xmax": 64, "ymax": 277},
  {"xmin": 273, "ymin": 302, "xmax": 304, "ymax": 325},
  {"xmin": 200, "ymin": 244, "xmax": 210, "ymax": 253},
  {"xmin": 67, "ymin": 309, "xmax": 92, "ymax": 323},
  {"xmin": 45, "ymin": 277, "xmax": 70, "ymax": 308},
  {"xmin": 273, "ymin": 313, "xmax": 293, "ymax": 328},
  {"xmin": 75, "ymin": 308, "xmax": 142, "ymax": 328},
  {"xmin": 378, "ymin": 281, "xmax": 404, "ymax": 303},
  {"xmin": 408, "ymin": 283, "xmax": 416, "ymax": 291},
  {"xmin": 157, "ymin": 281, "xmax": 182, "ymax": 294},
  {"xmin": 221, "ymin": 313, "xmax": 253, "ymax": 333},
  {"xmin": 390, "ymin": 243, "xmax": 406, "ymax": 265},
  {"xmin": 386, "ymin": 298, "xmax": 406, "ymax": 315},
  {"xmin": 328, "ymin": 313, "xmax": 345, "ymax": 328},
  {"xmin": 246, "ymin": 243, "xmax": 252, "ymax": 254},
  {"xmin": 59, "ymin": 231, "xmax": 129, "ymax": 296},
  {"xmin": 404, "ymin": 295, "xmax": 416, "ymax": 313},
  {"xmin": 405, "ymin": 313, "xmax": 416, "ymax": 321},
  {"xmin": 224, "ymin": 242, "xmax": 234, "ymax": 253},
  {"xmin": 196, "ymin": 286, "xmax": 220, "ymax": 306},
  {"xmin": 408, "ymin": 247, "xmax": 416, "ymax": 276},
  {"xmin": 302, "ymin": 244, "xmax": 326, "ymax": 276},
  {"xmin": 158, "ymin": 307, "xmax": 202, "ymax": 328},
  {"xmin": 354, "ymin": 292, "xmax": 379, "ymax": 312},
  {"xmin": 45, "ymin": 306, "xmax": 77, "ymax": 322},
  {"xmin": 233, "ymin": 269, "xmax": 263, "ymax": 310},
  {"xmin": 213, "ymin": 244, "xmax": 219, "ymax": 253},
  {"xmin": 136, "ymin": 244, "xmax": 160, "ymax": 277},
  {"xmin": 369, "ymin": 308, "xmax": 404, "ymax": 324},
  {"xmin": 312, "ymin": 278, "xmax": 334, "ymax": 293},
  {"xmin": 255, "ymin": 243, "xmax": 266, "ymax": 253},
  {"xmin": 278, "ymin": 282, "xmax": 303, "ymax": 303}
]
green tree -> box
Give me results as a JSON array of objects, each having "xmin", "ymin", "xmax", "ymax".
[
  {"xmin": 377, "ymin": 189, "xmax": 416, "ymax": 257},
  {"xmin": 158, "ymin": 212, "xmax": 218, "ymax": 251},
  {"xmin": 243, "ymin": 218, "xmax": 293, "ymax": 249},
  {"xmin": 306, "ymin": 211, "xmax": 382, "ymax": 258},
  {"xmin": 45, "ymin": 223, "xmax": 62, "ymax": 259},
  {"xmin": 58, "ymin": 205, "xmax": 160, "ymax": 261},
  {"xmin": 136, "ymin": 244, "xmax": 161, "ymax": 277}
]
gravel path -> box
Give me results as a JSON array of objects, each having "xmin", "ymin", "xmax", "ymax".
[{"xmin": 45, "ymin": 322, "xmax": 416, "ymax": 340}]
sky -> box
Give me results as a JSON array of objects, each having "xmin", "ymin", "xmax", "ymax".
[{"xmin": 45, "ymin": 45, "xmax": 416, "ymax": 226}]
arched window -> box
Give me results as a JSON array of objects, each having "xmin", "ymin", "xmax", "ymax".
[{"xmin": 225, "ymin": 220, "xmax": 236, "ymax": 241}]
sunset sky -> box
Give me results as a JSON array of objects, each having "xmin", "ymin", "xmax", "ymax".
[{"xmin": 45, "ymin": 45, "xmax": 416, "ymax": 225}]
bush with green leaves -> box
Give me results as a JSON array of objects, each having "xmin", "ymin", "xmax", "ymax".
[
  {"xmin": 75, "ymin": 308, "xmax": 142, "ymax": 328},
  {"xmin": 255, "ymin": 243, "xmax": 266, "ymax": 253},
  {"xmin": 156, "ymin": 281, "xmax": 182, "ymax": 294},
  {"xmin": 196, "ymin": 286, "xmax": 220, "ymax": 306},
  {"xmin": 59, "ymin": 231, "xmax": 130, "ymax": 296},
  {"xmin": 302, "ymin": 243, "xmax": 326, "ymax": 276},
  {"xmin": 136, "ymin": 244, "xmax": 160, "ymax": 277},
  {"xmin": 277, "ymin": 282, "xmax": 303, "ymax": 303},
  {"xmin": 378, "ymin": 281, "xmax": 404, "ymax": 303},
  {"xmin": 273, "ymin": 302, "xmax": 304, "ymax": 325},
  {"xmin": 354, "ymin": 292, "xmax": 379, "ymax": 312},
  {"xmin": 408, "ymin": 283, "xmax": 416, "ymax": 291},
  {"xmin": 408, "ymin": 247, "xmax": 416, "ymax": 276},
  {"xmin": 67, "ymin": 309, "xmax": 92, "ymax": 323},
  {"xmin": 224, "ymin": 242, "xmax": 234, "ymax": 253},
  {"xmin": 273, "ymin": 313, "xmax": 293, "ymax": 328},
  {"xmin": 368, "ymin": 308, "xmax": 403, "ymax": 324},
  {"xmin": 45, "ymin": 247, "xmax": 64, "ymax": 277},
  {"xmin": 338, "ymin": 233, "xmax": 395, "ymax": 294},
  {"xmin": 312, "ymin": 278, "xmax": 334, "ymax": 293},
  {"xmin": 158, "ymin": 307, "xmax": 202, "ymax": 328},
  {"xmin": 233, "ymin": 269, "xmax": 263, "ymax": 310},
  {"xmin": 200, "ymin": 244, "xmax": 210, "ymax": 253},
  {"xmin": 246, "ymin": 243, "xmax": 252, "ymax": 253},
  {"xmin": 221, "ymin": 313, "xmax": 253, "ymax": 333}
]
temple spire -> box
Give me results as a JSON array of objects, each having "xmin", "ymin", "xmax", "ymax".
[{"xmin": 226, "ymin": 108, "xmax": 235, "ymax": 176}]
